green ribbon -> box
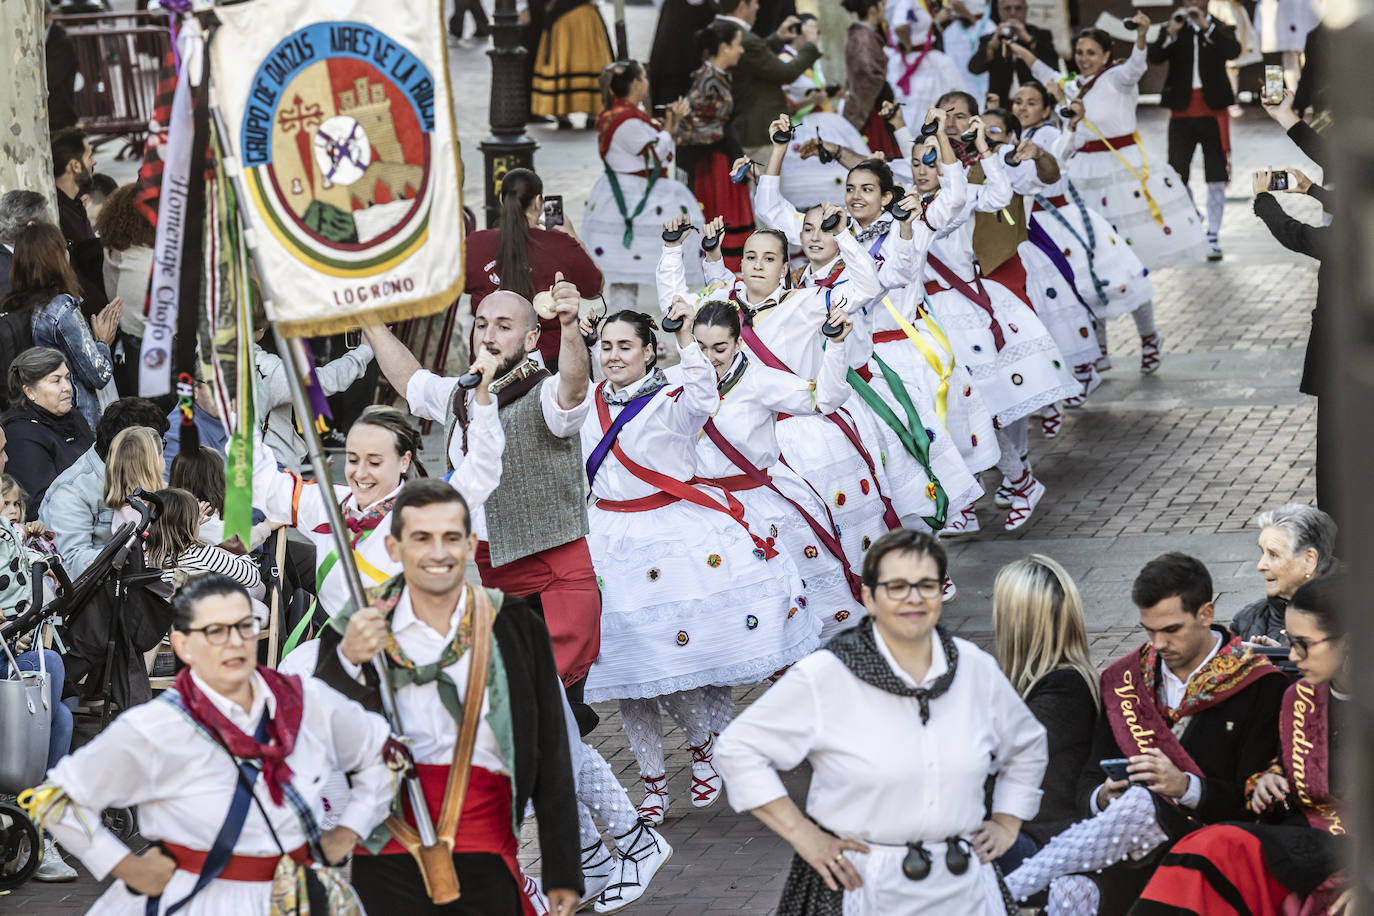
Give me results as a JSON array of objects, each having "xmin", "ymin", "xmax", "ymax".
[
  {"xmin": 220, "ymin": 154, "xmax": 256, "ymax": 546},
  {"xmin": 603, "ymin": 156, "xmax": 661, "ymax": 249},
  {"xmin": 846, "ymin": 356, "xmax": 949, "ymax": 528}
]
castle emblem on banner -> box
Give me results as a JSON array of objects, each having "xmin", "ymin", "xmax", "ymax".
[{"xmin": 238, "ymin": 22, "xmax": 438, "ymax": 278}]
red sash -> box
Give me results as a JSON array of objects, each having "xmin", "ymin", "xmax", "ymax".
[
  {"xmin": 595, "ymin": 99, "xmax": 659, "ymax": 159},
  {"xmin": 1280, "ymin": 680, "xmax": 1346, "ymax": 835},
  {"xmin": 1080, "ymin": 133, "xmax": 1138, "ymax": 154},
  {"xmin": 739, "ymin": 323, "xmax": 901, "ymax": 531},
  {"xmin": 1102, "ymin": 635, "xmax": 1281, "ymax": 782},
  {"xmin": 593, "ymin": 385, "xmax": 777, "ymax": 557},
  {"xmin": 926, "ymin": 253, "xmax": 1005, "ymax": 350}
]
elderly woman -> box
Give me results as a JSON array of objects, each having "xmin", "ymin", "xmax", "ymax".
[
  {"xmin": 1232, "ymin": 503, "xmax": 1338, "ymax": 644},
  {"xmin": 21, "ymin": 574, "xmax": 395, "ymax": 914},
  {"xmin": 715, "ymin": 529, "xmax": 1047, "ymax": 914},
  {"xmin": 0, "ymin": 348, "xmax": 93, "ymax": 520}
]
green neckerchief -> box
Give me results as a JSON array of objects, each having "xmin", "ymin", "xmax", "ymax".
[
  {"xmin": 332, "ymin": 574, "xmax": 521, "ymax": 849},
  {"xmin": 603, "ymin": 147, "xmax": 662, "ymax": 249},
  {"xmin": 847, "ymin": 357, "xmax": 949, "ymax": 528}
]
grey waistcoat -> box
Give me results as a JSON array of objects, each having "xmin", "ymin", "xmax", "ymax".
[{"xmin": 447, "ymin": 377, "xmax": 588, "ymax": 567}]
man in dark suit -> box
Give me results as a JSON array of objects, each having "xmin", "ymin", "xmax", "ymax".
[
  {"xmin": 45, "ymin": 10, "xmax": 81, "ymax": 132},
  {"xmin": 967, "ymin": 0, "xmax": 1059, "ymax": 104},
  {"xmin": 0, "ymin": 190, "xmax": 51, "ymax": 301},
  {"xmin": 1148, "ymin": 0, "xmax": 1241, "ymax": 261},
  {"xmin": 715, "ymin": 0, "xmax": 820, "ymax": 158}
]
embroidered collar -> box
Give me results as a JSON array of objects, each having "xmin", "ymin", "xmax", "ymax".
[
  {"xmin": 489, "ymin": 358, "xmax": 545, "ymax": 396},
  {"xmin": 600, "ymin": 368, "xmax": 669, "ymax": 406},
  {"xmin": 717, "ymin": 351, "xmax": 749, "ymax": 397}
]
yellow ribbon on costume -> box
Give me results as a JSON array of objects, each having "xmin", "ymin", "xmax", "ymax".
[
  {"xmin": 879, "ymin": 295, "xmax": 953, "ymax": 422},
  {"xmin": 17, "ymin": 784, "xmax": 91, "ymax": 837},
  {"xmin": 355, "ymin": 550, "xmax": 390, "ymax": 586},
  {"xmin": 1077, "ymin": 121, "xmax": 1164, "ymax": 226}
]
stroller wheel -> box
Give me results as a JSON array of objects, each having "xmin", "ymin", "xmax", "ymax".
[
  {"xmin": 0, "ymin": 801, "xmax": 40, "ymax": 889},
  {"xmin": 103, "ymin": 806, "xmax": 140, "ymax": 843}
]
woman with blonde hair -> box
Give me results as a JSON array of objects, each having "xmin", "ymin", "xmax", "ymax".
[
  {"xmin": 991, "ymin": 554, "xmax": 1101, "ymax": 874},
  {"xmin": 103, "ymin": 426, "xmax": 165, "ymax": 532}
]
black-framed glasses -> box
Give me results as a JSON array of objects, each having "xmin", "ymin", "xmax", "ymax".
[
  {"xmin": 179, "ymin": 617, "xmax": 260, "ymax": 645},
  {"xmin": 876, "ymin": 578, "xmax": 942, "ymax": 601},
  {"xmin": 1281, "ymin": 630, "xmax": 1336, "ymax": 659}
]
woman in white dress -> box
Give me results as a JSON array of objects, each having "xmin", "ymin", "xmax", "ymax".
[
  {"xmin": 1025, "ymin": 16, "xmax": 1205, "ymax": 371},
  {"xmin": 884, "ymin": 0, "xmax": 976, "ymax": 127},
  {"xmin": 657, "ymin": 213, "xmax": 898, "ymax": 582},
  {"xmin": 688, "ymin": 299, "xmax": 865, "ymax": 643},
  {"xmin": 22, "ymin": 575, "xmax": 394, "ymax": 915},
  {"xmin": 251, "ymin": 394, "xmax": 504, "ymax": 618},
  {"xmin": 579, "ymin": 304, "xmax": 818, "ymax": 825},
  {"xmin": 583, "ymin": 59, "xmax": 706, "ymax": 312},
  {"xmin": 715, "ymin": 529, "xmax": 1047, "ymax": 915}
]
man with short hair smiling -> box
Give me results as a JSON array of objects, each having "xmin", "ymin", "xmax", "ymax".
[
  {"xmin": 1004, "ymin": 552, "xmax": 1288, "ymax": 915},
  {"xmin": 26, "ymin": 574, "xmax": 394, "ymax": 910},
  {"xmin": 315, "ymin": 479, "xmax": 583, "ymax": 915}
]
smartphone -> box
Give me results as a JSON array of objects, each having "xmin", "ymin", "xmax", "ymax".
[
  {"xmin": 1100, "ymin": 758, "xmax": 1131, "ymax": 782},
  {"xmin": 1264, "ymin": 65, "xmax": 1285, "ymax": 105},
  {"xmin": 652, "ymin": 104, "xmax": 667, "ymax": 118},
  {"xmin": 344, "ymin": 328, "xmax": 362, "ymax": 349},
  {"xmin": 542, "ymin": 194, "xmax": 564, "ymax": 228},
  {"xmin": 1268, "ymin": 170, "xmax": 1289, "ymax": 192}
]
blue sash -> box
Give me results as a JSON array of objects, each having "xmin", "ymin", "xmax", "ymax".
[{"xmin": 584, "ymin": 390, "xmax": 659, "ymax": 491}]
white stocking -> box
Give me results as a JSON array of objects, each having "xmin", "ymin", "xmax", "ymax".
[
  {"xmin": 1205, "ymin": 182, "xmax": 1226, "ymax": 240},
  {"xmin": 618, "ymin": 697, "xmax": 665, "ymax": 778},
  {"xmin": 658, "ymin": 688, "xmax": 713, "ymax": 749},
  {"xmin": 994, "ymin": 418, "xmax": 1030, "ymax": 482},
  {"xmin": 1131, "ymin": 301, "xmax": 1158, "ymax": 338},
  {"xmin": 608, "ymin": 282, "xmax": 640, "ymax": 313},
  {"xmin": 578, "ymin": 803, "xmax": 602, "ymax": 848},
  {"xmin": 577, "ymin": 738, "xmax": 643, "ymax": 841},
  {"xmin": 1047, "ymin": 875, "xmax": 1102, "ymax": 916},
  {"xmin": 1003, "ymin": 786, "xmax": 1168, "ymax": 901},
  {"xmin": 701, "ymin": 684, "xmax": 734, "ymax": 735}
]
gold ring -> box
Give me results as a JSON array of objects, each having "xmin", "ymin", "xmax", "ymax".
[{"xmin": 833, "ymin": 854, "xmax": 844, "ymax": 864}]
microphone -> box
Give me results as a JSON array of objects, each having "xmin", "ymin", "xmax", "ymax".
[{"xmin": 457, "ymin": 369, "xmax": 484, "ymax": 390}]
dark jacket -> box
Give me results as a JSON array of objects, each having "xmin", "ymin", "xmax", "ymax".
[
  {"xmin": 967, "ymin": 24, "xmax": 1059, "ymax": 103},
  {"xmin": 1147, "ymin": 17, "xmax": 1242, "ymax": 111},
  {"xmin": 1076, "ymin": 631, "xmax": 1287, "ymax": 914},
  {"xmin": 313, "ymin": 590, "xmax": 583, "ymax": 898},
  {"xmin": 0, "ymin": 247, "xmax": 12, "ymax": 300},
  {"xmin": 725, "ymin": 18, "xmax": 820, "ymax": 148},
  {"xmin": 0, "ymin": 398, "xmax": 94, "ymax": 520},
  {"xmin": 46, "ymin": 22, "xmax": 81, "ymax": 132},
  {"xmin": 1230, "ymin": 595, "xmax": 1288, "ymax": 643},
  {"xmin": 1021, "ymin": 667, "xmax": 1098, "ymax": 846}
]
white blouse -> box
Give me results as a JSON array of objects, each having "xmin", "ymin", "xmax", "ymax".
[
  {"xmin": 251, "ymin": 401, "xmax": 505, "ymax": 616},
  {"xmin": 926, "ymin": 153, "xmax": 1013, "ymax": 284},
  {"xmin": 579, "ymin": 341, "xmax": 720, "ymax": 500},
  {"xmin": 1032, "ymin": 44, "xmax": 1149, "ymax": 145},
  {"xmin": 44, "ymin": 671, "xmax": 393, "ymax": 880},
  {"xmin": 1019, "ymin": 123, "xmax": 1070, "ymax": 199},
  {"xmin": 715, "ymin": 632, "xmax": 1047, "ymax": 846},
  {"xmin": 604, "ymin": 116, "xmax": 676, "ymax": 173}
]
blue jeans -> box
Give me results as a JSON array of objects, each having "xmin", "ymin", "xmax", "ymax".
[{"xmin": 2, "ymin": 649, "xmax": 74, "ymax": 770}]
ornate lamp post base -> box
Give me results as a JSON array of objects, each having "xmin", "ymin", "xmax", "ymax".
[{"xmin": 480, "ymin": 0, "xmax": 537, "ymax": 227}]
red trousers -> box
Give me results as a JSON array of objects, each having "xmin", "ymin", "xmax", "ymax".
[
  {"xmin": 475, "ymin": 538, "xmax": 601, "ymax": 685},
  {"xmin": 1132, "ymin": 824, "xmax": 1291, "ymax": 916}
]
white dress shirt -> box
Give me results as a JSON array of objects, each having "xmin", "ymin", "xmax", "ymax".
[
  {"xmin": 339, "ymin": 585, "xmax": 508, "ymax": 771},
  {"xmin": 407, "ymin": 370, "xmax": 584, "ymax": 544}
]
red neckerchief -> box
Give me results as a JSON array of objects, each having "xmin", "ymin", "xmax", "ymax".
[
  {"xmin": 1280, "ymin": 679, "xmax": 1345, "ymax": 834},
  {"xmin": 595, "ymin": 99, "xmax": 660, "ymax": 159},
  {"xmin": 175, "ymin": 666, "xmax": 304, "ymax": 806},
  {"xmin": 794, "ymin": 259, "xmax": 845, "ymax": 290},
  {"xmin": 313, "ymin": 494, "xmax": 397, "ymax": 547}
]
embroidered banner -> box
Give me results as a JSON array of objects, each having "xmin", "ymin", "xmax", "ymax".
[
  {"xmin": 1281, "ymin": 679, "xmax": 1345, "ymax": 835},
  {"xmin": 209, "ymin": 2, "xmax": 464, "ymax": 335}
]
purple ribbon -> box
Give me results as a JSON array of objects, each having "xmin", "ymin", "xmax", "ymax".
[
  {"xmin": 1026, "ymin": 216, "xmax": 1093, "ymax": 314},
  {"xmin": 585, "ymin": 391, "xmax": 659, "ymax": 491}
]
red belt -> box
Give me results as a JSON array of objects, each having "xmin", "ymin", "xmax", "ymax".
[
  {"xmin": 1174, "ymin": 87, "xmax": 1224, "ymax": 118},
  {"xmin": 1080, "ymin": 133, "xmax": 1136, "ymax": 153},
  {"xmin": 695, "ymin": 473, "xmax": 765, "ymax": 492},
  {"xmin": 872, "ymin": 329, "xmax": 908, "ymax": 344},
  {"xmin": 595, "ymin": 491, "xmax": 679, "ymax": 512},
  {"xmin": 161, "ymin": 842, "xmax": 310, "ymax": 882},
  {"xmin": 924, "ymin": 279, "xmax": 944, "ymax": 297},
  {"xmin": 1031, "ymin": 194, "xmax": 1069, "ymax": 212}
]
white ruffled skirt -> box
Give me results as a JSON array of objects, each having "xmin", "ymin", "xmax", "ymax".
[
  {"xmin": 1025, "ymin": 189, "xmax": 1155, "ymax": 322},
  {"xmin": 583, "ymin": 171, "xmax": 706, "ymax": 285},
  {"xmin": 583, "ymin": 500, "xmax": 817, "ymax": 702}
]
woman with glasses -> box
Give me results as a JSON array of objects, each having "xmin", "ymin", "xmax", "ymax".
[
  {"xmin": 715, "ymin": 529, "xmax": 1047, "ymax": 914},
  {"xmin": 22, "ymin": 574, "xmax": 395, "ymax": 914},
  {"xmin": 1131, "ymin": 574, "xmax": 1350, "ymax": 916}
]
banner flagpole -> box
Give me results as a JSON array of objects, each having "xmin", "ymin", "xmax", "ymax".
[{"xmin": 206, "ymin": 97, "xmax": 442, "ymax": 853}]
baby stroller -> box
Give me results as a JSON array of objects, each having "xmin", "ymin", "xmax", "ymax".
[{"xmin": 0, "ymin": 556, "xmax": 71, "ymax": 889}]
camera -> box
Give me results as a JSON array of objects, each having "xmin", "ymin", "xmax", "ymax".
[
  {"xmin": 1268, "ymin": 170, "xmax": 1289, "ymax": 192},
  {"xmin": 1171, "ymin": 10, "xmax": 1187, "ymax": 22},
  {"xmin": 999, "ymin": 25, "xmax": 1014, "ymax": 39},
  {"xmin": 1122, "ymin": 17, "xmax": 1139, "ymax": 29}
]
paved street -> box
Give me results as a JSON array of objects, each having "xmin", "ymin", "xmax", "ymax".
[{"xmin": 7, "ymin": 2, "xmax": 1324, "ymax": 912}]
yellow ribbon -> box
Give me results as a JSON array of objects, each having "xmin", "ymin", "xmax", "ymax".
[
  {"xmin": 355, "ymin": 550, "xmax": 390, "ymax": 586},
  {"xmin": 17, "ymin": 784, "xmax": 91, "ymax": 837},
  {"xmin": 879, "ymin": 295, "xmax": 954, "ymax": 422},
  {"xmin": 1078, "ymin": 122, "xmax": 1164, "ymax": 226}
]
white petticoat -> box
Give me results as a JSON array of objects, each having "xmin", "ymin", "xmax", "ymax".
[
  {"xmin": 780, "ymin": 112, "xmax": 871, "ymax": 211},
  {"xmin": 583, "ymin": 500, "xmax": 817, "ymax": 703},
  {"xmin": 926, "ymin": 279, "xmax": 1080, "ymax": 425},
  {"xmin": 847, "ymin": 348, "xmax": 985, "ymax": 524},
  {"xmin": 1017, "ymin": 242, "xmax": 1104, "ymax": 369},
  {"xmin": 726, "ymin": 471, "xmax": 866, "ymax": 642},
  {"xmin": 887, "ymin": 49, "xmax": 971, "ymax": 130},
  {"xmin": 582, "ymin": 171, "xmax": 706, "ymax": 285},
  {"xmin": 88, "ymin": 873, "xmax": 286, "ymax": 915},
  {"xmin": 775, "ymin": 412, "xmax": 894, "ymax": 571},
  {"xmin": 1026, "ymin": 191, "xmax": 1155, "ymax": 322},
  {"xmin": 1068, "ymin": 145, "xmax": 1207, "ymax": 270}
]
